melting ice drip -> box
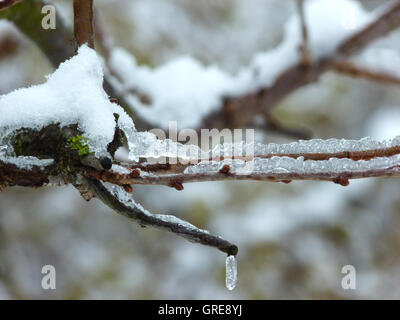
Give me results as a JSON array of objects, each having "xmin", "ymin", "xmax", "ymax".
[{"xmin": 225, "ymin": 255, "xmax": 238, "ymax": 290}]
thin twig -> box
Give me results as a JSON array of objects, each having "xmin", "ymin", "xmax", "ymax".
[
  {"xmin": 330, "ymin": 60, "xmax": 400, "ymax": 85},
  {"xmin": 296, "ymin": 0, "xmax": 311, "ymax": 66}
]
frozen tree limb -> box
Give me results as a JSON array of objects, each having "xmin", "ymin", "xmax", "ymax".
[
  {"xmin": 85, "ymin": 178, "xmax": 238, "ymax": 255},
  {"xmin": 3, "ymin": 133, "xmax": 400, "ymax": 253},
  {"xmin": 203, "ymin": 1, "xmax": 400, "ymax": 129},
  {"xmin": 81, "ymin": 142, "xmax": 400, "ymax": 188}
]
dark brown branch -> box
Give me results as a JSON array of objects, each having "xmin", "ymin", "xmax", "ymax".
[
  {"xmin": 73, "ymin": 0, "xmax": 94, "ymax": 49},
  {"xmin": 0, "ymin": 158, "xmax": 56, "ymax": 188},
  {"xmin": 202, "ymin": 1, "xmax": 400, "ymax": 129}
]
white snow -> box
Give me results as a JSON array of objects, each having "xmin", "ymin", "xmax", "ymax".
[
  {"xmin": 0, "ymin": 45, "xmax": 136, "ymax": 158},
  {"xmin": 108, "ymin": 0, "xmax": 372, "ymax": 129},
  {"xmin": 225, "ymin": 255, "xmax": 238, "ymax": 291},
  {"xmin": 109, "ymin": 50, "xmax": 236, "ymax": 129}
]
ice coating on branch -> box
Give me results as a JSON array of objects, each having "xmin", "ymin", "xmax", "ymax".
[
  {"xmin": 109, "ymin": 0, "xmax": 372, "ymax": 128},
  {"xmin": 225, "ymin": 255, "xmax": 237, "ymax": 291},
  {"xmin": 102, "ymin": 182, "xmax": 210, "ymax": 234},
  {"xmin": 0, "ymin": 155, "xmax": 54, "ymax": 170},
  {"xmin": 185, "ymin": 154, "xmax": 400, "ymax": 176},
  {"xmin": 128, "ymin": 132, "xmax": 256, "ymax": 162},
  {"xmin": 131, "ymin": 133, "xmax": 400, "ymax": 164},
  {"xmin": 0, "ymin": 45, "xmax": 135, "ymax": 157},
  {"xmin": 253, "ymin": 136, "xmax": 400, "ymax": 155},
  {"xmin": 128, "ymin": 131, "xmax": 206, "ymax": 161}
]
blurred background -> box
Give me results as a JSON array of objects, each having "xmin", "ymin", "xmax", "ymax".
[{"xmin": 2, "ymin": 0, "xmax": 400, "ymax": 299}]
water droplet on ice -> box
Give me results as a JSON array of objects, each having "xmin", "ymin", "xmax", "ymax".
[{"xmin": 225, "ymin": 255, "xmax": 237, "ymax": 291}]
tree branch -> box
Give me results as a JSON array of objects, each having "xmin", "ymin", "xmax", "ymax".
[
  {"xmin": 73, "ymin": 0, "xmax": 94, "ymax": 49},
  {"xmin": 85, "ymin": 178, "xmax": 238, "ymax": 256},
  {"xmin": 80, "ymin": 140, "xmax": 400, "ymax": 189}
]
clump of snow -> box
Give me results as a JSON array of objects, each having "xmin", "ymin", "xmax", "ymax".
[
  {"xmin": 0, "ymin": 45, "xmax": 135, "ymax": 157},
  {"xmin": 109, "ymin": 0, "xmax": 372, "ymax": 129},
  {"xmin": 109, "ymin": 50, "xmax": 236, "ymax": 129}
]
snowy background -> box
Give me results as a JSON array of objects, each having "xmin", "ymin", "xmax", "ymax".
[{"xmin": 2, "ymin": 0, "xmax": 400, "ymax": 299}]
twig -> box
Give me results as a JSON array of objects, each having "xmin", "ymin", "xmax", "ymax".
[
  {"xmin": 73, "ymin": 0, "xmax": 94, "ymax": 49},
  {"xmin": 330, "ymin": 60, "xmax": 400, "ymax": 85},
  {"xmin": 296, "ymin": 0, "xmax": 311, "ymax": 66}
]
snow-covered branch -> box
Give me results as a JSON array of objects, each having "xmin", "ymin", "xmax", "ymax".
[
  {"xmin": 203, "ymin": 0, "xmax": 400, "ymax": 129},
  {"xmin": 85, "ymin": 178, "xmax": 238, "ymax": 256}
]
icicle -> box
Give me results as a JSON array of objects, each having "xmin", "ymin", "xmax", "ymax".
[{"xmin": 225, "ymin": 255, "xmax": 237, "ymax": 291}]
